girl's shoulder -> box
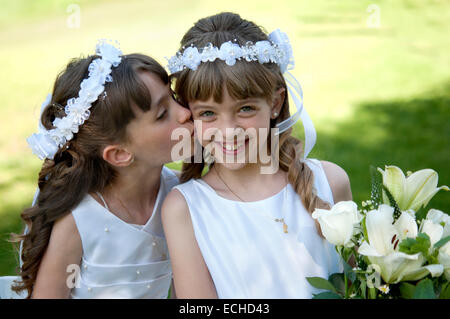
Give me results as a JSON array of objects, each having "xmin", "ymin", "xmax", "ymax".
[
  {"xmin": 161, "ymin": 183, "xmax": 193, "ymax": 233},
  {"xmin": 316, "ymin": 159, "xmax": 352, "ymax": 203},
  {"xmin": 48, "ymin": 212, "xmax": 83, "ymax": 261},
  {"xmin": 161, "ymin": 176, "xmax": 206, "ymax": 228}
]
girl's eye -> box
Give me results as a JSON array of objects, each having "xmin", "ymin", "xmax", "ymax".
[
  {"xmin": 157, "ymin": 109, "xmax": 167, "ymax": 120},
  {"xmin": 199, "ymin": 110, "xmax": 215, "ymax": 117},
  {"xmin": 239, "ymin": 106, "xmax": 254, "ymax": 113}
]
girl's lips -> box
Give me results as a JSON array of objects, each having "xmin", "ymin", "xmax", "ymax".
[{"xmin": 217, "ymin": 138, "xmax": 249, "ymax": 155}]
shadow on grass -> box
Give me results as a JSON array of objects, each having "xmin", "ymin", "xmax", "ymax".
[{"xmin": 310, "ymin": 81, "xmax": 450, "ymax": 211}]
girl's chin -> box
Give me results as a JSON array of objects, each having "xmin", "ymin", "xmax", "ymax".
[{"xmin": 213, "ymin": 161, "xmax": 249, "ymax": 171}]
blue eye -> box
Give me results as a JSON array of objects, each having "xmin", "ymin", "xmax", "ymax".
[
  {"xmin": 200, "ymin": 110, "xmax": 215, "ymax": 117},
  {"xmin": 239, "ymin": 106, "xmax": 254, "ymax": 112}
]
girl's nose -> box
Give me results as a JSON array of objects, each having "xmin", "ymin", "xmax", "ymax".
[{"xmin": 174, "ymin": 101, "xmax": 192, "ymax": 124}]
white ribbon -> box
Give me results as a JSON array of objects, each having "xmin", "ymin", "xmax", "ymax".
[
  {"xmin": 273, "ymin": 71, "xmax": 316, "ymax": 159},
  {"xmin": 269, "ymin": 30, "xmax": 317, "ymax": 159}
]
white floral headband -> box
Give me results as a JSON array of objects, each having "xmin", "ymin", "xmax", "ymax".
[
  {"xmin": 167, "ymin": 29, "xmax": 294, "ymax": 74},
  {"xmin": 27, "ymin": 39, "xmax": 122, "ymax": 160},
  {"xmin": 166, "ymin": 29, "xmax": 317, "ymax": 159}
]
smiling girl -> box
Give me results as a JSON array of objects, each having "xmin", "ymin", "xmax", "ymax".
[{"xmin": 162, "ymin": 12, "xmax": 353, "ymax": 298}]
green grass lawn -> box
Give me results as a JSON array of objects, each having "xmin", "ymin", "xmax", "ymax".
[{"xmin": 1, "ymin": 0, "xmax": 449, "ymax": 276}]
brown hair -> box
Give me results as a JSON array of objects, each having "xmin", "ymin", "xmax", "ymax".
[
  {"xmin": 11, "ymin": 53, "xmax": 168, "ymax": 298},
  {"xmin": 174, "ymin": 12, "xmax": 331, "ymax": 224}
]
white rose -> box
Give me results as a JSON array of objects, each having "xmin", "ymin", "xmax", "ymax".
[{"xmin": 312, "ymin": 201, "xmax": 362, "ymax": 247}]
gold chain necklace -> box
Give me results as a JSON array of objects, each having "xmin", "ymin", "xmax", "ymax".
[
  {"xmin": 99, "ymin": 189, "xmax": 136, "ymax": 224},
  {"xmin": 213, "ymin": 165, "xmax": 289, "ymax": 234},
  {"xmin": 114, "ymin": 191, "xmax": 136, "ymax": 224}
]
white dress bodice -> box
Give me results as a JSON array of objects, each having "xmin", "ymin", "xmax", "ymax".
[
  {"xmin": 70, "ymin": 166, "xmax": 179, "ymax": 299},
  {"xmin": 173, "ymin": 158, "xmax": 343, "ymax": 298}
]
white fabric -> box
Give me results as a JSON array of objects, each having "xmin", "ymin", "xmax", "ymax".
[
  {"xmin": 95, "ymin": 192, "xmax": 144, "ymax": 231},
  {"xmin": 0, "ymin": 277, "xmax": 27, "ymax": 299},
  {"xmin": 69, "ymin": 166, "xmax": 179, "ymax": 299},
  {"xmin": 173, "ymin": 158, "xmax": 343, "ymax": 298}
]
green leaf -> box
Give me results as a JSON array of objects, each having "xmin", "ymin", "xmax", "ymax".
[
  {"xmin": 359, "ymin": 277, "xmax": 367, "ymax": 299},
  {"xmin": 329, "ymin": 273, "xmax": 345, "ymax": 295},
  {"xmin": 312, "ymin": 291, "xmax": 343, "ymax": 299},
  {"xmin": 368, "ymin": 287, "xmax": 377, "ymax": 299},
  {"xmin": 399, "ymin": 282, "xmax": 416, "ymax": 299},
  {"xmin": 399, "ymin": 233, "xmax": 431, "ymax": 256},
  {"xmin": 413, "ymin": 279, "xmax": 436, "ymax": 299},
  {"xmin": 382, "ymin": 184, "xmax": 402, "ymax": 219},
  {"xmin": 361, "ymin": 216, "xmax": 369, "ymax": 242},
  {"xmin": 434, "ymin": 235, "xmax": 450, "ymax": 249},
  {"xmin": 306, "ymin": 277, "xmax": 337, "ymax": 293},
  {"xmin": 439, "ymin": 282, "xmax": 450, "ymax": 299},
  {"xmin": 369, "ymin": 165, "xmax": 382, "ymax": 208}
]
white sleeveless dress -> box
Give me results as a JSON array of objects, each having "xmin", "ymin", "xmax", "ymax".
[
  {"xmin": 69, "ymin": 166, "xmax": 179, "ymax": 299},
  {"xmin": 173, "ymin": 158, "xmax": 343, "ymax": 299}
]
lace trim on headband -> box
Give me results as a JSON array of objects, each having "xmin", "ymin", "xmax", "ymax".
[{"xmin": 166, "ymin": 29, "xmax": 294, "ymax": 74}]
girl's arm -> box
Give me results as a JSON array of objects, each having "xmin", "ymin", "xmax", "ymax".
[
  {"xmin": 320, "ymin": 160, "xmax": 353, "ymax": 203},
  {"xmin": 161, "ymin": 189, "xmax": 218, "ymax": 299},
  {"xmin": 31, "ymin": 212, "xmax": 82, "ymax": 299}
]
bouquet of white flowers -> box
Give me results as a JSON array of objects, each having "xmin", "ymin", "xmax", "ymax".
[{"xmin": 307, "ymin": 165, "xmax": 449, "ymax": 299}]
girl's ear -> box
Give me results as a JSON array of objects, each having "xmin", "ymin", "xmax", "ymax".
[
  {"xmin": 102, "ymin": 145, "xmax": 134, "ymax": 167},
  {"xmin": 271, "ymin": 87, "xmax": 286, "ymax": 119}
]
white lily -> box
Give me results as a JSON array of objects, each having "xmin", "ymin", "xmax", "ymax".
[
  {"xmin": 358, "ymin": 204, "xmax": 443, "ymax": 284},
  {"xmin": 420, "ymin": 219, "xmax": 444, "ymax": 247},
  {"xmin": 312, "ymin": 201, "xmax": 362, "ymax": 247},
  {"xmin": 377, "ymin": 166, "xmax": 449, "ymax": 212},
  {"xmin": 426, "ymin": 209, "xmax": 450, "ymax": 238}
]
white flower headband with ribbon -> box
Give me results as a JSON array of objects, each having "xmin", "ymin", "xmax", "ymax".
[
  {"xmin": 166, "ymin": 29, "xmax": 316, "ymax": 159},
  {"xmin": 27, "ymin": 39, "xmax": 122, "ymax": 160}
]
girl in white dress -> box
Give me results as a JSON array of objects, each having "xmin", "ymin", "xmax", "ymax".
[
  {"xmin": 162, "ymin": 12, "xmax": 353, "ymax": 298},
  {"xmin": 10, "ymin": 41, "xmax": 193, "ymax": 298}
]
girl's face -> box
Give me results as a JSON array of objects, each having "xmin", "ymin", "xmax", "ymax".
[
  {"xmin": 190, "ymin": 86, "xmax": 281, "ymax": 171},
  {"xmin": 125, "ymin": 72, "xmax": 193, "ymax": 167}
]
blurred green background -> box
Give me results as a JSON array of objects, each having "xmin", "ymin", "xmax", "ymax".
[{"xmin": 0, "ymin": 0, "xmax": 449, "ymax": 276}]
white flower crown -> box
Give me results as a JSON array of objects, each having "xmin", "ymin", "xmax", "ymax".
[
  {"xmin": 27, "ymin": 39, "xmax": 122, "ymax": 160},
  {"xmin": 167, "ymin": 29, "xmax": 294, "ymax": 74}
]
